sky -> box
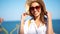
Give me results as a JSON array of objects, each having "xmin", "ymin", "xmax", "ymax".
[{"xmin": 0, "ymin": 0, "xmax": 60, "ymax": 21}]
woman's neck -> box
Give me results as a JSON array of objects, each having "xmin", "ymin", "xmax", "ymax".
[
  {"xmin": 34, "ymin": 15, "xmax": 40, "ymax": 21},
  {"xmin": 34, "ymin": 16, "xmax": 41, "ymax": 27}
]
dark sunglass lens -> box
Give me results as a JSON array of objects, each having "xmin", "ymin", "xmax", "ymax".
[
  {"xmin": 30, "ymin": 7, "xmax": 34, "ymax": 11},
  {"xmin": 36, "ymin": 6, "xmax": 40, "ymax": 9}
]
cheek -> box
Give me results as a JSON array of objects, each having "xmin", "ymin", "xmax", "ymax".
[
  {"xmin": 38, "ymin": 9, "xmax": 41, "ymax": 13},
  {"xmin": 31, "ymin": 11, "xmax": 34, "ymax": 14},
  {"xmin": 30, "ymin": 11, "xmax": 34, "ymax": 15}
]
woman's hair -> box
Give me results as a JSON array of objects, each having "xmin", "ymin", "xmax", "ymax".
[{"xmin": 25, "ymin": 0, "xmax": 47, "ymax": 24}]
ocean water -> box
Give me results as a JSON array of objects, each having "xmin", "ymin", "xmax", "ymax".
[
  {"xmin": 52, "ymin": 19, "xmax": 60, "ymax": 34},
  {"xmin": 0, "ymin": 19, "xmax": 60, "ymax": 34}
]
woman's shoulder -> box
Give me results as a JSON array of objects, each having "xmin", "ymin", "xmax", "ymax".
[
  {"xmin": 25, "ymin": 18, "xmax": 33, "ymax": 23},
  {"xmin": 24, "ymin": 18, "xmax": 33, "ymax": 26},
  {"xmin": 24, "ymin": 19, "xmax": 30, "ymax": 24},
  {"xmin": 44, "ymin": 17, "xmax": 48, "ymax": 26}
]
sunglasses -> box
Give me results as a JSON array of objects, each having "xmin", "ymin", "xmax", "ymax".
[{"xmin": 29, "ymin": 6, "xmax": 40, "ymax": 11}]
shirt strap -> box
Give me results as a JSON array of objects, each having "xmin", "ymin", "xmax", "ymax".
[{"xmin": 28, "ymin": 20, "xmax": 31, "ymax": 27}]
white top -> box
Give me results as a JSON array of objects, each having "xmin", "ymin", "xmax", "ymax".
[{"xmin": 24, "ymin": 19, "xmax": 47, "ymax": 34}]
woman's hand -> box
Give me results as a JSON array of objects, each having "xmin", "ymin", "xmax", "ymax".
[
  {"xmin": 21, "ymin": 13, "xmax": 28, "ymax": 20},
  {"xmin": 46, "ymin": 11, "xmax": 52, "ymax": 20}
]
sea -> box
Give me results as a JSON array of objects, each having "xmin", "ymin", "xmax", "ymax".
[{"xmin": 0, "ymin": 19, "xmax": 60, "ymax": 34}]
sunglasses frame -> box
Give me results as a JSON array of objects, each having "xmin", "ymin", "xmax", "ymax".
[{"xmin": 29, "ymin": 6, "xmax": 41, "ymax": 11}]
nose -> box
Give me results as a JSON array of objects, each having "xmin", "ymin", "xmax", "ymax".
[{"xmin": 34, "ymin": 8, "xmax": 37, "ymax": 12}]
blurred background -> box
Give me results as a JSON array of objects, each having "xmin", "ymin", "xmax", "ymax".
[{"xmin": 0, "ymin": 0, "xmax": 60, "ymax": 34}]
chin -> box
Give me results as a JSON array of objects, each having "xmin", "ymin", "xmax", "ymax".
[{"xmin": 34, "ymin": 15, "xmax": 39, "ymax": 17}]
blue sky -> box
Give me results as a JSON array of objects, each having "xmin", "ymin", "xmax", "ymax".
[{"xmin": 0, "ymin": 0, "xmax": 60, "ymax": 21}]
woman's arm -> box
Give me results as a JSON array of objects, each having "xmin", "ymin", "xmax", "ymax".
[
  {"xmin": 47, "ymin": 12, "xmax": 54, "ymax": 34},
  {"xmin": 20, "ymin": 19, "xmax": 24, "ymax": 34},
  {"xmin": 20, "ymin": 13, "xmax": 28, "ymax": 34}
]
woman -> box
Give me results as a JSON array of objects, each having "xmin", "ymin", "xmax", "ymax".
[{"xmin": 20, "ymin": 0, "xmax": 54, "ymax": 34}]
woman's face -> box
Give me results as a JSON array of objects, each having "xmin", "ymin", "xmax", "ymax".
[{"xmin": 30, "ymin": 2, "xmax": 41, "ymax": 17}]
